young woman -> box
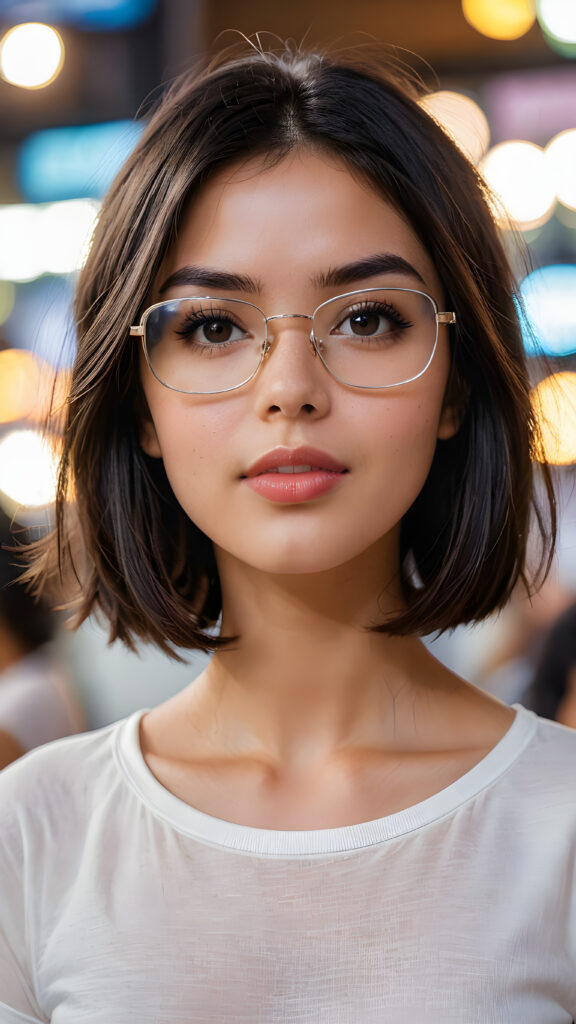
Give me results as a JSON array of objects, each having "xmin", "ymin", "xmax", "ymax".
[{"xmin": 1, "ymin": 41, "xmax": 574, "ymax": 1023}]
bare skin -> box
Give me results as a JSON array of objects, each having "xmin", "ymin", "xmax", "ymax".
[{"xmin": 139, "ymin": 150, "xmax": 515, "ymax": 829}]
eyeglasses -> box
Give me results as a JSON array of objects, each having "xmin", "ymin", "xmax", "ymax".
[{"xmin": 130, "ymin": 287, "xmax": 456, "ymax": 395}]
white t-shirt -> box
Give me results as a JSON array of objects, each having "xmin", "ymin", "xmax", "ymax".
[{"xmin": 1, "ymin": 703, "xmax": 576, "ymax": 1023}]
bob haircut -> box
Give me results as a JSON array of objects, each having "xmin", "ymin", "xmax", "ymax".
[{"xmin": 28, "ymin": 40, "xmax": 555, "ymax": 657}]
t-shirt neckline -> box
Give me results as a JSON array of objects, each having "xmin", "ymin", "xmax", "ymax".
[{"xmin": 115, "ymin": 703, "xmax": 537, "ymax": 857}]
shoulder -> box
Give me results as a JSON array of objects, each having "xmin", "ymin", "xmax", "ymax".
[
  {"xmin": 496, "ymin": 707, "xmax": 576, "ymax": 826},
  {"xmin": 0, "ymin": 717, "xmax": 118, "ymax": 791},
  {"xmin": 0, "ymin": 714, "xmax": 142, "ymax": 859},
  {"xmin": 521, "ymin": 707, "xmax": 576, "ymax": 768}
]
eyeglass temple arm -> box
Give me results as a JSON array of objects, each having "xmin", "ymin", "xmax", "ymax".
[
  {"xmin": 437, "ymin": 312, "xmax": 457, "ymax": 325},
  {"xmin": 130, "ymin": 326, "xmax": 144, "ymax": 336}
]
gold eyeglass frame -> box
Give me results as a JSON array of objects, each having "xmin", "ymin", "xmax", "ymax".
[{"xmin": 130, "ymin": 287, "xmax": 457, "ymax": 395}]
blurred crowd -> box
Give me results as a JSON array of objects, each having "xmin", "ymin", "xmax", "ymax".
[{"xmin": 0, "ymin": 507, "xmax": 84, "ymax": 768}]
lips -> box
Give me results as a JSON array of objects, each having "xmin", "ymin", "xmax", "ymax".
[{"xmin": 243, "ymin": 446, "xmax": 348, "ymax": 478}]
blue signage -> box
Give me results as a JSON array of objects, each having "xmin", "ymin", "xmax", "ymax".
[{"xmin": 18, "ymin": 120, "xmax": 145, "ymax": 202}]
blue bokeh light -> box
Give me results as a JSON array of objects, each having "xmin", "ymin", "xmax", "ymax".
[
  {"xmin": 18, "ymin": 121, "xmax": 145, "ymax": 202},
  {"xmin": 519, "ymin": 265, "xmax": 576, "ymax": 358},
  {"xmin": 1, "ymin": 1, "xmax": 155, "ymax": 30}
]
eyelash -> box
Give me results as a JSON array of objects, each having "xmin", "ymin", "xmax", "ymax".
[
  {"xmin": 340, "ymin": 300, "xmax": 413, "ymax": 330},
  {"xmin": 171, "ymin": 298, "xmax": 414, "ymax": 351},
  {"xmin": 175, "ymin": 308, "xmax": 246, "ymax": 346}
]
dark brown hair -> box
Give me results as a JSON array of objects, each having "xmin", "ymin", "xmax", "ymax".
[{"xmin": 27, "ymin": 40, "xmax": 556, "ymax": 656}]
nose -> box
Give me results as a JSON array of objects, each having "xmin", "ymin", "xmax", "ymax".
[{"xmin": 253, "ymin": 314, "xmax": 331, "ymax": 420}]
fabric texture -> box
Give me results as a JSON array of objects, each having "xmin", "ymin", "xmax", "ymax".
[{"xmin": 1, "ymin": 703, "xmax": 576, "ymax": 1023}]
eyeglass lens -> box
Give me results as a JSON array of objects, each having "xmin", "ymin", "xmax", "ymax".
[{"xmin": 143, "ymin": 289, "xmax": 439, "ymax": 393}]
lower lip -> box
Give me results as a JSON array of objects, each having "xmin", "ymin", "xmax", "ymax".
[{"xmin": 243, "ymin": 470, "xmax": 347, "ymax": 503}]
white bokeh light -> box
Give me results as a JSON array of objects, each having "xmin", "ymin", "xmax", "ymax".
[
  {"xmin": 0, "ymin": 205, "xmax": 44, "ymax": 281},
  {"xmin": 41, "ymin": 199, "xmax": 100, "ymax": 275},
  {"xmin": 479, "ymin": 141, "xmax": 556, "ymax": 229},
  {"xmin": 0, "ymin": 199, "xmax": 100, "ymax": 281},
  {"xmin": 0, "ymin": 429, "xmax": 59, "ymax": 507},
  {"xmin": 420, "ymin": 91, "xmax": 490, "ymax": 164},
  {"xmin": 545, "ymin": 130, "xmax": 576, "ymax": 211},
  {"xmin": 537, "ymin": 0, "xmax": 576, "ymax": 43},
  {"xmin": 0, "ymin": 23, "xmax": 64, "ymax": 90}
]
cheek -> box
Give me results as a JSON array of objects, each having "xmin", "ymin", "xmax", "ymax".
[
  {"xmin": 362, "ymin": 371, "xmax": 447, "ymax": 474},
  {"xmin": 358, "ymin": 382, "xmax": 448, "ymax": 524},
  {"xmin": 147, "ymin": 395, "xmax": 241, "ymax": 521}
]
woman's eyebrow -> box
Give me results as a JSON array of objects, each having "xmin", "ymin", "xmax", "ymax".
[
  {"xmin": 314, "ymin": 253, "xmax": 426, "ymax": 288},
  {"xmin": 158, "ymin": 253, "xmax": 425, "ymax": 296},
  {"xmin": 158, "ymin": 265, "xmax": 263, "ymax": 295}
]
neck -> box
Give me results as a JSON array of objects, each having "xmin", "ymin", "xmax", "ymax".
[{"xmin": 194, "ymin": 545, "xmax": 461, "ymax": 774}]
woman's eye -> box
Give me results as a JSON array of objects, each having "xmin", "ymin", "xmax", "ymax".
[
  {"xmin": 176, "ymin": 315, "xmax": 247, "ymax": 345},
  {"xmin": 351, "ymin": 311, "xmax": 388, "ymax": 336},
  {"xmin": 337, "ymin": 308, "xmax": 397, "ymax": 338},
  {"xmin": 198, "ymin": 318, "xmax": 245, "ymax": 344}
]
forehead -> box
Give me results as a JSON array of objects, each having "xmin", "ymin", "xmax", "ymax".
[{"xmin": 160, "ymin": 150, "xmax": 443, "ymax": 301}]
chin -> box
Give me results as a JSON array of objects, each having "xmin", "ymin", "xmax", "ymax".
[{"xmin": 217, "ymin": 533, "xmax": 392, "ymax": 577}]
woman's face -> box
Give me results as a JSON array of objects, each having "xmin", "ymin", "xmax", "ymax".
[{"xmin": 140, "ymin": 149, "xmax": 458, "ymax": 579}]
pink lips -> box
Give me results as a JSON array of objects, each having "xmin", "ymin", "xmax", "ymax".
[{"xmin": 241, "ymin": 446, "xmax": 348, "ymax": 504}]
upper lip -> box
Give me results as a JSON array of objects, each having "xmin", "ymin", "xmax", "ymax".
[{"xmin": 243, "ymin": 446, "xmax": 348, "ymax": 478}]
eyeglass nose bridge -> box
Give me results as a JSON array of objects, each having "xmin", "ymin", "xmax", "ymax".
[{"xmin": 262, "ymin": 312, "xmax": 316, "ymax": 357}]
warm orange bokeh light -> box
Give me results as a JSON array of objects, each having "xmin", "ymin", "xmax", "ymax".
[
  {"xmin": 0, "ymin": 348, "xmax": 70, "ymax": 427},
  {"xmin": 532, "ymin": 372, "xmax": 576, "ymax": 465},
  {"xmin": 0, "ymin": 349, "xmax": 41, "ymax": 423},
  {"xmin": 462, "ymin": 0, "xmax": 536, "ymax": 40}
]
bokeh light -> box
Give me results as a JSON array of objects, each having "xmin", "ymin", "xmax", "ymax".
[
  {"xmin": 41, "ymin": 200, "xmax": 99, "ymax": 275},
  {"xmin": 0, "ymin": 205, "xmax": 44, "ymax": 281},
  {"xmin": 0, "ymin": 350, "xmax": 42, "ymax": 424},
  {"xmin": 0, "ymin": 23, "xmax": 64, "ymax": 90},
  {"xmin": 537, "ymin": 0, "xmax": 576, "ymax": 43},
  {"xmin": 519, "ymin": 265, "xmax": 576, "ymax": 357},
  {"xmin": 532, "ymin": 373, "xmax": 576, "ymax": 466},
  {"xmin": 0, "ymin": 199, "xmax": 100, "ymax": 282},
  {"xmin": 462, "ymin": 0, "xmax": 536, "ymax": 40},
  {"xmin": 19, "ymin": 121, "xmax": 145, "ymax": 203},
  {"xmin": 545, "ymin": 130, "xmax": 576, "ymax": 211},
  {"xmin": 479, "ymin": 141, "xmax": 556, "ymax": 229},
  {"xmin": 420, "ymin": 91, "xmax": 490, "ymax": 164},
  {"xmin": 0, "ymin": 350, "xmax": 69, "ymax": 427},
  {"xmin": 0, "ymin": 429, "xmax": 60, "ymax": 506}
]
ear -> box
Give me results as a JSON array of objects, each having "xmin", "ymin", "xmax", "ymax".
[
  {"xmin": 134, "ymin": 386, "xmax": 163, "ymax": 457},
  {"xmin": 139, "ymin": 416, "xmax": 163, "ymax": 458},
  {"xmin": 437, "ymin": 364, "xmax": 468, "ymax": 440},
  {"xmin": 437, "ymin": 400, "xmax": 462, "ymax": 440}
]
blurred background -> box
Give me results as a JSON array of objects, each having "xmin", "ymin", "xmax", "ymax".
[{"xmin": 0, "ymin": 0, "xmax": 575, "ymax": 737}]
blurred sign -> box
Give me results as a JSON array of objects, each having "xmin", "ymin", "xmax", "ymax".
[
  {"xmin": 0, "ymin": 1, "xmax": 155, "ymax": 30},
  {"xmin": 18, "ymin": 120, "xmax": 144, "ymax": 201}
]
